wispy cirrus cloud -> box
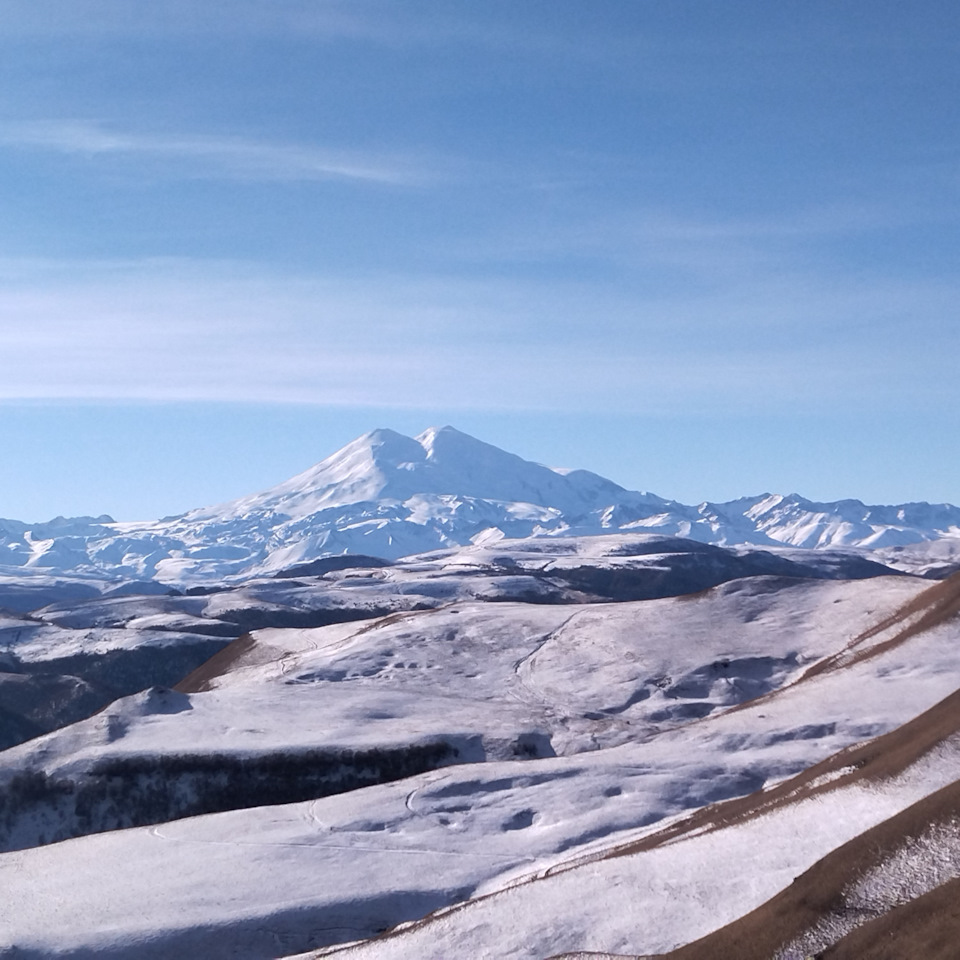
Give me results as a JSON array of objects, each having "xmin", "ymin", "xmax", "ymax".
[
  {"xmin": 0, "ymin": 0, "xmax": 376, "ymax": 40},
  {"xmin": 0, "ymin": 120, "xmax": 429, "ymax": 186},
  {"xmin": 0, "ymin": 255, "xmax": 956, "ymax": 415},
  {"xmin": 0, "ymin": 0, "xmax": 623, "ymax": 57}
]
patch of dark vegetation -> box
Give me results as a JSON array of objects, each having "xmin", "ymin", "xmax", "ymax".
[
  {"xmin": 0, "ymin": 701, "xmax": 44, "ymax": 751},
  {"xmin": 548, "ymin": 548, "xmax": 905, "ymax": 604},
  {"xmin": 0, "ymin": 671, "xmax": 104, "ymax": 750},
  {"xmin": 607, "ymin": 538, "xmax": 719, "ymax": 557},
  {"xmin": 211, "ymin": 604, "xmax": 396, "ymax": 633},
  {"xmin": 273, "ymin": 555, "xmax": 393, "ymax": 579},
  {"xmin": 184, "ymin": 584, "xmax": 228, "ymax": 596},
  {"xmin": 510, "ymin": 732, "xmax": 554, "ymax": 758},
  {"xmin": 479, "ymin": 586, "xmax": 573, "ymax": 605},
  {"xmin": 0, "ymin": 582, "xmax": 103, "ymax": 615},
  {"xmin": 0, "ymin": 740, "xmax": 460, "ymax": 851},
  {"xmin": 921, "ymin": 563, "xmax": 960, "ymax": 580},
  {"xmin": 646, "ymin": 701, "xmax": 716, "ymax": 722},
  {"xmin": 544, "ymin": 556, "xmax": 758, "ymax": 602},
  {"xmin": 34, "ymin": 640, "xmax": 234, "ymax": 695},
  {"xmin": 481, "ymin": 552, "xmax": 882, "ymax": 606}
]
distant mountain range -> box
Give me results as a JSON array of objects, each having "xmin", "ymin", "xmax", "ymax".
[{"xmin": 2, "ymin": 425, "xmax": 959, "ymax": 583}]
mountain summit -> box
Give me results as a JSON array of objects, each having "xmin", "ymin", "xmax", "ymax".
[
  {"xmin": 2, "ymin": 426, "xmax": 959, "ymax": 583},
  {"xmin": 189, "ymin": 426, "xmax": 653, "ymax": 522}
]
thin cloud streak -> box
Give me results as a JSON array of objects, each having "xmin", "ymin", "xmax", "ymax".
[
  {"xmin": 0, "ymin": 1, "xmax": 637, "ymax": 59},
  {"xmin": 0, "ymin": 120, "xmax": 428, "ymax": 185},
  {"xmin": 0, "ymin": 0, "xmax": 375, "ymax": 40},
  {"xmin": 0, "ymin": 257, "xmax": 954, "ymax": 415}
]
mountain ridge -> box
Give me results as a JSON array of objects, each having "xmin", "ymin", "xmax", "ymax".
[{"xmin": 1, "ymin": 425, "xmax": 959, "ymax": 583}]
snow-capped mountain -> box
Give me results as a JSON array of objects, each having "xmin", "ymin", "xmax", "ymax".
[
  {"xmin": 2, "ymin": 425, "xmax": 959, "ymax": 584},
  {"xmin": 197, "ymin": 425, "xmax": 644, "ymax": 520}
]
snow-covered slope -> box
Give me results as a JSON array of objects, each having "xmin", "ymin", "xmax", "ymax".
[
  {"xmin": 286, "ymin": 573, "xmax": 960, "ymax": 960},
  {"xmin": 640, "ymin": 722, "xmax": 960, "ymax": 958},
  {"xmin": 1, "ymin": 426, "xmax": 959, "ymax": 585},
  {"xmin": 194, "ymin": 426, "xmax": 645, "ymax": 522},
  {"xmin": 2, "ymin": 572, "xmax": 960, "ymax": 958},
  {"xmin": 0, "ymin": 574, "xmax": 917, "ymax": 852},
  {"xmin": 0, "ymin": 531, "xmax": 910, "ymax": 756}
]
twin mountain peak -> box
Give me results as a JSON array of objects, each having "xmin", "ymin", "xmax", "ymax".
[{"xmin": 4, "ymin": 425, "xmax": 960, "ymax": 583}]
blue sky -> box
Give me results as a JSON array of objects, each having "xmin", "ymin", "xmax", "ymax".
[{"xmin": 1, "ymin": 1, "xmax": 959, "ymax": 520}]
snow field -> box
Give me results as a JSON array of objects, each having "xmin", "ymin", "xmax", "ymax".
[{"xmin": 2, "ymin": 574, "xmax": 960, "ymax": 956}]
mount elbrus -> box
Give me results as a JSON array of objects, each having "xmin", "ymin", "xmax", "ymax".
[{"xmin": 2, "ymin": 425, "xmax": 959, "ymax": 585}]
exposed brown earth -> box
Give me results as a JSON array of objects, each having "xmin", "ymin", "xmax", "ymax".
[
  {"xmin": 545, "ymin": 954, "xmax": 637, "ymax": 959},
  {"xmin": 819, "ymin": 874, "xmax": 960, "ymax": 960},
  {"xmin": 636, "ymin": 777, "xmax": 960, "ymax": 960},
  {"xmin": 174, "ymin": 632, "xmax": 256, "ymax": 692}
]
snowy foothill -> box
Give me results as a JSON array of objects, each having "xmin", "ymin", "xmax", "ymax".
[
  {"xmin": 317, "ymin": 710, "xmax": 960, "ymax": 960},
  {"xmin": 3, "ymin": 570, "xmax": 960, "ymax": 957},
  {"xmin": 0, "ymin": 523, "xmax": 914, "ymax": 755}
]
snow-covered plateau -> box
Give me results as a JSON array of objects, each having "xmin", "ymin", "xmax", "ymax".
[{"xmin": 2, "ymin": 427, "xmax": 960, "ymax": 958}]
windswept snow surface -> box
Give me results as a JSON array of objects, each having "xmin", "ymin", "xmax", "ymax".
[
  {"xmin": 324, "ymin": 737, "xmax": 960, "ymax": 960},
  {"xmin": 1, "ymin": 426, "xmax": 959, "ymax": 584},
  {"xmin": 3, "ymin": 573, "xmax": 960, "ymax": 957}
]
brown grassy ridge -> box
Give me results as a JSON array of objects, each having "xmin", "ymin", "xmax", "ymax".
[
  {"xmin": 800, "ymin": 568, "xmax": 960, "ymax": 681},
  {"xmin": 819, "ymin": 874, "xmax": 960, "ymax": 960},
  {"xmin": 624, "ymin": 777, "xmax": 960, "ymax": 960},
  {"xmin": 545, "ymin": 688, "xmax": 960, "ymax": 960},
  {"xmin": 174, "ymin": 632, "xmax": 256, "ymax": 692},
  {"xmin": 542, "ymin": 577, "xmax": 960, "ymax": 960}
]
